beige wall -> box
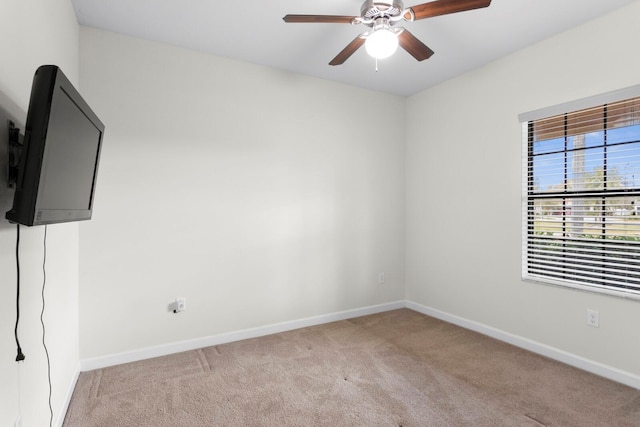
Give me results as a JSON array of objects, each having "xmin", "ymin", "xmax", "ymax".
[
  {"xmin": 0, "ymin": 2, "xmax": 80, "ymax": 426},
  {"xmin": 406, "ymin": 1, "xmax": 640, "ymax": 377}
]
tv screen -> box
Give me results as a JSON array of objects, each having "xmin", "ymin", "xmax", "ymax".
[{"xmin": 6, "ymin": 65, "xmax": 105, "ymax": 226}]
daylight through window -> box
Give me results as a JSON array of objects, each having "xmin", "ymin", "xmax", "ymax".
[{"xmin": 521, "ymin": 94, "xmax": 640, "ymax": 298}]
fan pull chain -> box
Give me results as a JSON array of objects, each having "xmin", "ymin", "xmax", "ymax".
[{"xmin": 375, "ymin": 58, "xmax": 379, "ymax": 72}]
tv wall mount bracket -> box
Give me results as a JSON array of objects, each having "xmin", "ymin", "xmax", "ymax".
[{"xmin": 7, "ymin": 120, "xmax": 23, "ymax": 188}]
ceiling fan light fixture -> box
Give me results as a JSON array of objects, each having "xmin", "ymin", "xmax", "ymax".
[{"xmin": 365, "ymin": 28, "xmax": 398, "ymax": 59}]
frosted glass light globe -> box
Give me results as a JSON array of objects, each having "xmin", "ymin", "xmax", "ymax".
[{"xmin": 365, "ymin": 29, "xmax": 399, "ymax": 59}]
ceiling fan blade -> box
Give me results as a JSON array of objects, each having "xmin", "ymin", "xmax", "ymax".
[
  {"xmin": 409, "ymin": 0, "xmax": 491, "ymax": 20},
  {"xmin": 282, "ymin": 14, "xmax": 356, "ymax": 24},
  {"xmin": 398, "ymin": 30, "xmax": 435, "ymax": 61},
  {"xmin": 329, "ymin": 36, "xmax": 366, "ymax": 66}
]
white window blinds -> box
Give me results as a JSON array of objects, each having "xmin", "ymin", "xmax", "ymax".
[{"xmin": 521, "ymin": 92, "xmax": 640, "ymax": 298}]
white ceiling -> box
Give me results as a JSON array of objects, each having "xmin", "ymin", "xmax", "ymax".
[{"xmin": 71, "ymin": 0, "xmax": 636, "ymax": 97}]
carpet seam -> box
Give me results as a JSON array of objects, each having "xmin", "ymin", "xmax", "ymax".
[
  {"xmin": 524, "ymin": 413, "xmax": 548, "ymax": 426},
  {"xmin": 197, "ymin": 348, "xmax": 211, "ymax": 372},
  {"xmin": 89, "ymin": 369, "xmax": 103, "ymax": 399}
]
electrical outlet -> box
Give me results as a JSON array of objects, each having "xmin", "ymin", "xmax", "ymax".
[
  {"xmin": 586, "ymin": 309, "xmax": 599, "ymax": 327},
  {"xmin": 378, "ymin": 272, "xmax": 385, "ymax": 284},
  {"xmin": 173, "ymin": 297, "xmax": 186, "ymax": 313}
]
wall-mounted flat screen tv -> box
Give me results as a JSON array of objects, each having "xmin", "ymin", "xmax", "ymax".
[{"xmin": 6, "ymin": 65, "xmax": 105, "ymax": 226}]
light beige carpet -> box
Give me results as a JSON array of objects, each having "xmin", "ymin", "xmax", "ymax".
[{"xmin": 63, "ymin": 309, "xmax": 640, "ymax": 426}]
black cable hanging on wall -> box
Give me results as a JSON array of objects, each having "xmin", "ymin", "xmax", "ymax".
[
  {"xmin": 14, "ymin": 224, "xmax": 54, "ymax": 425},
  {"xmin": 41, "ymin": 225, "xmax": 53, "ymax": 426},
  {"xmin": 15, "ymin": 224, "xmax": 25, "ymax": 362}
]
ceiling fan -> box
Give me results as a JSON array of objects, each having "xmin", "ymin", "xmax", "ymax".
[{"xmin": 283, "ymin": 0, "xmax": 491, "ymax": 65}]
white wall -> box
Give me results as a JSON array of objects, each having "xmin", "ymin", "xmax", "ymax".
[
  {"xmin": 0, "ymin": 2, "xmax": 80, "ymax": 427},
  {"xmin": 78, "ymin": 28, "xmax": 406, "ymax": 359},
  {"xmin": 406, "ymin": 1, "xmax": 640, "ymax": 378}
]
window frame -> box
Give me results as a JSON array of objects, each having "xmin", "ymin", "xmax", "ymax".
[{"xmin": 520, "ymin": 86, "xmax": 640, "ymax": 300}]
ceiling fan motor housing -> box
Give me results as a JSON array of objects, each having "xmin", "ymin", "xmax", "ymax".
[{"xmin": 361, "ymin": 0, "xmax": 405, "ymax": 20}]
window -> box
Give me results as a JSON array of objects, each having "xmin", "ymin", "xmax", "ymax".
[{"xmin": 520, "ymin": 89, "xmax": 640, "ymax": 298}]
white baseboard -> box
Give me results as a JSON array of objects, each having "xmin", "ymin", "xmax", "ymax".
[
  {"xmin": 80, "ymin": 301, "xmax": 405, "ymax": 371},
  {"xmin": 405, "ymin": 301, "xmax": 640, "ymax": 390},
  {"xmin": 79, "ymin": 299, "xmax": 640, "ymax": 390},
  {"xmin": 56, "ymin": 363, "xmax": 80, "ymax": 427}
]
